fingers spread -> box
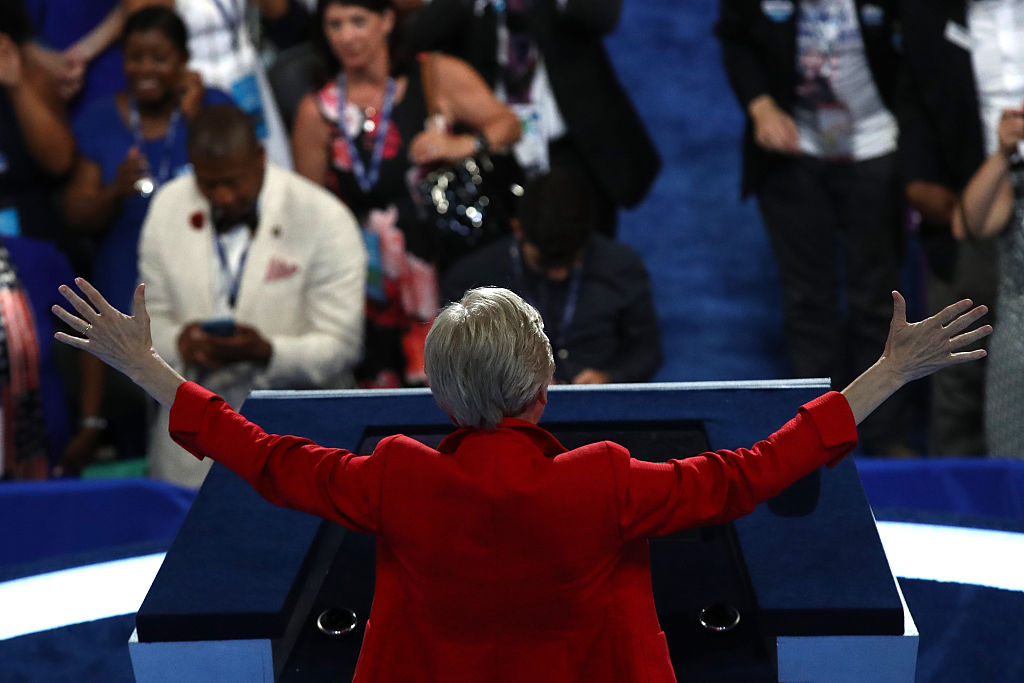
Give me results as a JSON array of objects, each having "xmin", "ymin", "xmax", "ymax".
[
  {"xmin": 944, "ymin": 305, "xmax": 989, "ymax": 335},
  {"xmin": 891, "ymin": 290, "xmax": 907, "ymax": 325},
  {"xmin": 132, "ymin": 283, "xmax": 148, "ymax": 321},
  {"xmin": 53, "ymin": 331, "xmax": 89, "ymax": 350},
  {"xmin": 51, "ymin": 304, "xmax": 90, "ymax": 332},
  {"xmin": 933, "ymin": 298, "xmax": 975, "ymax": 327},
  {"xmin": 59, "ymin": 284, "xmax": 100, "ymax": 323},
  {"xmin": 948, "ymin": 348, "xmax": 988, "ymax": 365},
  {"xmin": 75, "ymin": 277, "xmax": 117, "ymax": 316},
  {"xmin": 950, "ymin": 324, "xmax": 993, "ymax": 349}
]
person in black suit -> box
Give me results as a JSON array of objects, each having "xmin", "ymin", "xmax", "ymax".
[
  {"xmin": 895, "ymin": 0, "xmax": 1005, "ymax": 455},
  {"xmin": 403, "ymin": 0, "xmax": 661, "ymax": 236},
  {"xmin": 443, "ymin": 168, "xmax": 662, "ymax": 384},
  {"xmin": 715, "ymin": 0, "xmax": 908, "ymax": 454}
]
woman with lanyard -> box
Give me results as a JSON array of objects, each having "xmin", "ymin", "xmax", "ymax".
[
  {"xmin": 61, "ymin": 5, "xmax": 231, "ymax": 474},
  {"xmin": 291, "ymin": 0, "xmax": 518, "ymax": 388}
]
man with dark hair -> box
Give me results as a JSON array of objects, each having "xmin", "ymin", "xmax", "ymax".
[
  {"xmin": 443, "ymin": 168, "xmax": 662, "ymax": 384},
  {"xmin": 137, "ymin": 103, "xmax": 366, "ymax": 486}
]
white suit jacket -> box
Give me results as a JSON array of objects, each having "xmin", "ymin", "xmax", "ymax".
[{"xmin": 139, "ymin": 162, "xmax": 367, "ymax": 486}]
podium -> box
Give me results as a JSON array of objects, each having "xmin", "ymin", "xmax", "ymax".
[{"xmin": 129, "ymin": 380, "xmax": 917, "ymax": 682}]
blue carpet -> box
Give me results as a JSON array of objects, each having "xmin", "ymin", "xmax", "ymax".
[{"xmin": 608, "ymin": 2, "xmax": 788, "ymax": 382}]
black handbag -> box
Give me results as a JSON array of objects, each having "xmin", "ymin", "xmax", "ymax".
[{"xmin": 412, "ymin": 54, "xmax": 524, "ymax": 268}]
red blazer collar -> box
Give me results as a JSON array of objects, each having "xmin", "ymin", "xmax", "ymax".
[{"xmin": 438, "ymin": 418, "xmax": 568, "ymax": 457}]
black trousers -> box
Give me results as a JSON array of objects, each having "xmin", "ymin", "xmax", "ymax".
[
  {"xmin": 757, "ymin": 152, "xmax": 907, "ymax": 452},
  {"xmin": 925, "ymin": 238, "xmax": 997, "ymax": 455}
]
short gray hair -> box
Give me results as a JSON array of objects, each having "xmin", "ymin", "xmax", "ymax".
[{"xmin": 425, "ymin": 287, "xmax": 554, "ymax": 429}]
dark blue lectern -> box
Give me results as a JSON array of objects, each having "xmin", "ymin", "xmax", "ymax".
[{"xmin": 129, "ymin": 380, "xmax": 917, "ymax": 683}]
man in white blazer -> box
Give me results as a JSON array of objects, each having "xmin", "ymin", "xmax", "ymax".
[{"xmin": 138, "ymin": 105, "xmax": 367, "ymax": 487}]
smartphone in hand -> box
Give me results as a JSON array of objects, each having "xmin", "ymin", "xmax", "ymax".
[{"xmin": 200, "ymin": 318, "xmax": 236, "ymax": 337}]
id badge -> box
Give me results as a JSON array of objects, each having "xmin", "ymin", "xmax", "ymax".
[
  {"xmin": 510, "ymin": 103, "xmax": 549, "ymax": 177},
  {"xmin": 817, "ymin": 103, "xmax": 853, "ymax": 160},
  {"xmin": 362, "ymin": 228, "xmax": 387, "ymax": 304},
  {"xmin": 0, "ymin": 207, "xmax": 21, "ymax": 237},
  {"xmin": 231, "ymin": 72, "xmax": 268, "ymax": 140}
]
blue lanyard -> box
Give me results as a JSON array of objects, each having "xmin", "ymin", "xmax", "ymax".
[
  {"xmin": 213, "ymin": 229, "xmax": 253, "ymax": 308},
  {"xmin": 510, "ymin": 243, "xmax": 583, "ymax": 351},
  {"xmin": 128, "ymin": 99, "xmax": 181, "ymax": 188},
  {"xmin": 209, "ymin": 0, "xmax": 243, "ymax": 50},
  {"xmin": 336, "ymin": 74, "xmax": 397, "ymax": 194}
]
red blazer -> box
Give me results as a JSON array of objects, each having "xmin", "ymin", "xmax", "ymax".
[{"xmin": 169, "ymin": 382, "xmax": 857, "ymax": 682}]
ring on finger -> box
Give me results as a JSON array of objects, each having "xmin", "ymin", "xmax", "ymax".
[{"xmin": 83, "ymin": 322, "xmax": 93, "ymax": 335}]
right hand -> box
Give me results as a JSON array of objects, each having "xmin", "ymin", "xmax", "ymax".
[
  {"xmin": 749, "ymin": 96, "xmax": 800, "ymax": 154},
  {"xmin": 113, "ymin": 146, "xmax": 149, "ymax": 196},
  {"xmin": 997, "ymin": 107, "xmax": 1024, "ymax": 159},
  {"xmin": 52, "ymin": 279, "xmax": 155, "ymax": 380}
]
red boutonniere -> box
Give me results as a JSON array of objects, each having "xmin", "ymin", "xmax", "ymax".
[{"xmin": 190, "ymin": 211, "xmax": 205, "ymax": 229}]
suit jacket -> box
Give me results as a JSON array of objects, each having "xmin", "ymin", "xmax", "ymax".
[
  {"xmin": 442, "ymin": 235, "xmax": 663, "ymax": 383},
  {"xmin": 404, "ymin": 0, "xmax": 661, "ymax": 208},
  {"xmin": 715, "ymin": 0, "xmax": 901, "ymax": 195},
  {"xmin": 138, "ymin": 163, "xmax": 367, "ymax": 486},
  {"xmin": 169, "ymin": 381, "xmax": 858, "ymax": 682},
  {"xmin": 895, "ymin": 0, "xmax": 985, "ymax": 191}
]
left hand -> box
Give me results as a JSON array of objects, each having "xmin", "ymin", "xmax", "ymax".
[
  {"xmin": 572, "ymin": 368, "xmax": 611, "ymax": 385},
  {"xmin": 882, "ymin": 291, "xmax": 991, "ymax": 384},
  {"xmin": 408, "ymin": 128, "xmax": 473, "ymax": 165}
]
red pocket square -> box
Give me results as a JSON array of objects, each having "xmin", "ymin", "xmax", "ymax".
[{"xmin": 265, "ymin": 257, "xmax": 299, "ymax": 282}]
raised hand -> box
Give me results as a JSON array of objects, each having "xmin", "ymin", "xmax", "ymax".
[
  {"xmin": 882, "ymin": 291, "xmax": 991, "ymax": 383},
  {"xmin": 842, "ymin": 291, "xmax": 991, "ymax": 425},
  {"xmin": 52, "ymin": 278, "xmax": 184, "ymax": 407},
  {"xmin": 53, "ymin": 278, "xmax": 153, "ymax": 375}
]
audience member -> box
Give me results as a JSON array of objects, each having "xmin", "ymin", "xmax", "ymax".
[
  {"xmin": 403, "ymin": 0, "xmax": 660, "ymax": 237},
  {"xmin": 951, "ymin": 106, "xmax": 1024, "ymax": 457},
  {"xmin": 291, "ymin": 0, "xmax": 519, "ymax": 387},
  {"xmin": 158, "ymin": 0, "xmax": 296, "ymax": 167},
  {"xmin": 444, "ymin": 169, "xmax": 662, "ymax": 384},
  {"xmin": 23, "ymin": 0, "xmax": 128, "ymax": 119},
  {"xmin": 896, "ymin": 0, "xmax": 1007, "ymax": 455},
  {"xmin": 60, "ymin": 6, "xmax": 231, "ymax": 473},
  {"xmin": 0, "ymin": 1, "xmax": 77, "ymax": 478},
  {"xmin": 1, "ymin": 0, "xmax": 75, "ymax": 244},
  {"xmin": 715, "ymin": 0, "xmax": 908, "ymax": 454},
  {"xmin": 138, "ymin": 103, "xmax": 366, "ymax": 487}
]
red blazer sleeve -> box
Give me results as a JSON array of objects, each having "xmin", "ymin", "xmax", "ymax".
[
  {"xmin": 611, "ymin": 391, "xmax": 858, "ymax": 541},
  {"xmin": 168, "ymin": 382, "xmax": 385, "ymax": 535}
]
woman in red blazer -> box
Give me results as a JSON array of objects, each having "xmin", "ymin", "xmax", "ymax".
[{"xmin": 53, "ymin": 280, "xmax": 988, "ymax": 682}]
